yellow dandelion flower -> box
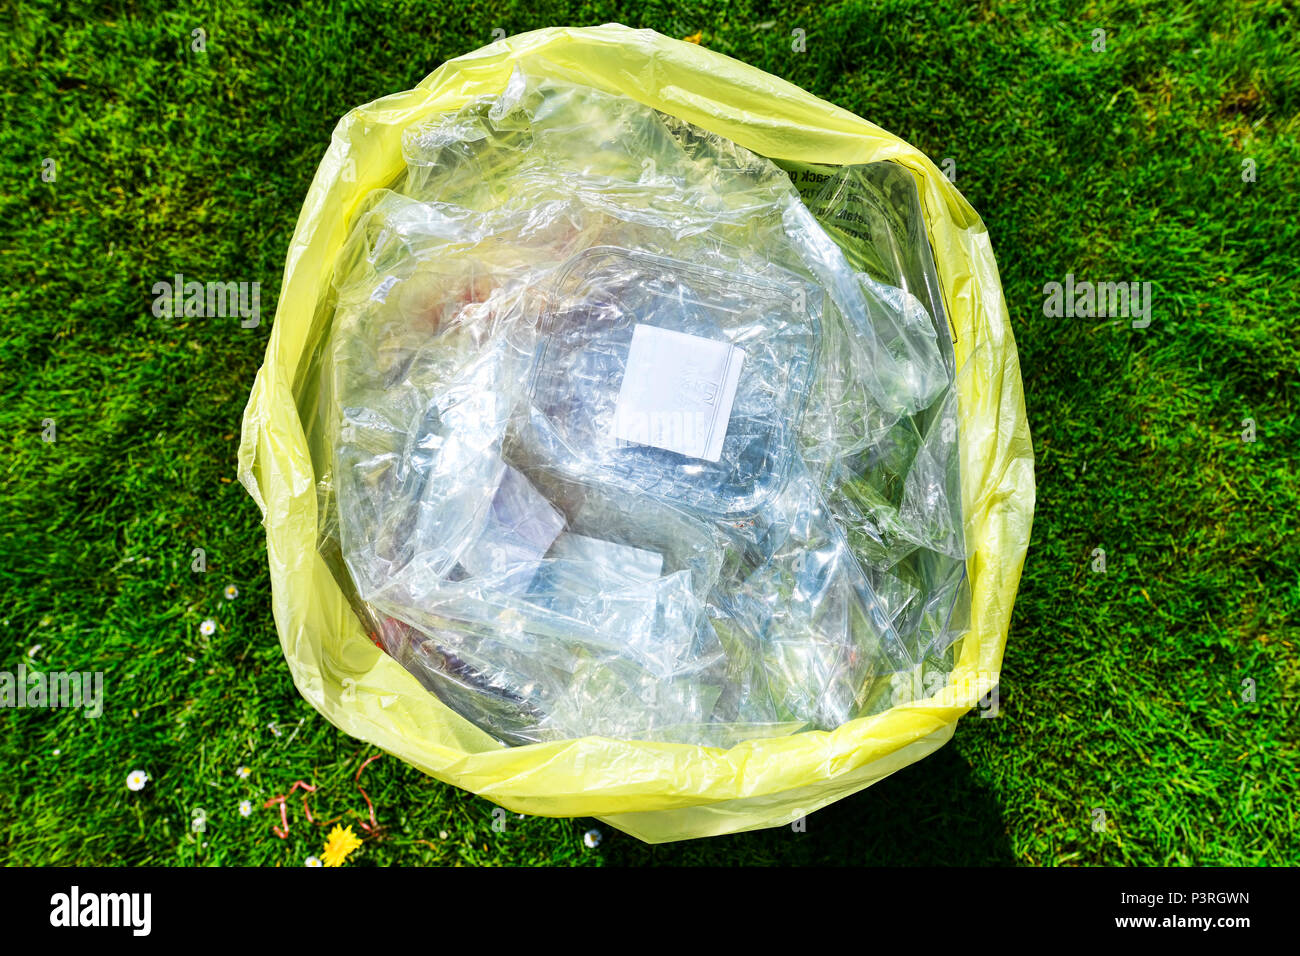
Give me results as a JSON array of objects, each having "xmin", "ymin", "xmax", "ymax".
[
  {"xmin": 683, "ymin": 31, "xmax": 702, "ymax": 44},
  {"xmin": 321, "ymin": 824, "xmax": 363, "ymax": 867}
]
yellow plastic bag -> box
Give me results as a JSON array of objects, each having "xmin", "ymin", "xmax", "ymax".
[{"xmin": 238, "ymin": 23, "xmax": 1034, "ymax": 843}]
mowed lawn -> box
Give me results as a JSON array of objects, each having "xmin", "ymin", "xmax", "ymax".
[{"xmin": 1, "ymin": 0, "xmax": 1296, "ymax": 866}]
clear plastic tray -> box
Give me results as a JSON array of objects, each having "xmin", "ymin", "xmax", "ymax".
[{"xmin": 524, "ymin": 246, "xmax": 821, "ymax": 518}]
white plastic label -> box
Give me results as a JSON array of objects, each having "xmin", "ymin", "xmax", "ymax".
[{"xmin": 612, "ymin": 324, "xmax": 745, "ymax": 462}]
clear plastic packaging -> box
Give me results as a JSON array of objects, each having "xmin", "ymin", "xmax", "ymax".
[
  {"xmin": 525, "ymin": 246, "xmax": 820, "ymax": 517},
  {"xmin": 313, "ymin": 68, "xmax": 969, "ymax": 746}
]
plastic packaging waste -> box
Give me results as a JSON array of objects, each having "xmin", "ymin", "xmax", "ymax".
[
  {"xmin": 317, "ymin": 69, "xmax": 968, "ymax": 746},
  {"xmin": 238, "ymin": 24, "xmax": 1034, "ymax": 843}
]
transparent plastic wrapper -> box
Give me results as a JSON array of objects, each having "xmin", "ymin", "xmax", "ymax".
[
  {"xmin": 525, "ymin": 246, "xmax": 821, "ymax": 517},
  {"xmin": 240, "ymin": 25, "xmax": 1034, "ymax": 843}
]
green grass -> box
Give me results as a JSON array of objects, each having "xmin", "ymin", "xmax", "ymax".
[{"xmin": 1, "ymin": 0, "xmax": 1296, "ymax": 866}]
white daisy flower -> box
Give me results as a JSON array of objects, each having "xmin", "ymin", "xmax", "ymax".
[
  {"xmin": 583, "ymin": 828, "xmax": 602, "ymax": 849},
  {"xmin": 305, "ymin": 856, "xmax": 322, "ymax": 867},
  {"xmin": 236, "ymin": 765, "xmax": 251, "ymax": 779},
  {"xmin": 223, "ymin": 584, "xmax": 239, "ymax": 601},
  {"xmin": 238, "ymin": 800, "xmax": 252, "ymax": 817},
  {"xmin": 53, "ymin": 749, "xmax": 61, "ymax": 756},
  {"xmin": 126, "ymin": 770, "xmax": 149, "ymax": 791},
  {"xmin": 439, "ymin": 830, "xmax": 448, "ymax": 840},
  {"xmin": 199, "ymin": 619, "xmax": 216, "ymax": 637}
]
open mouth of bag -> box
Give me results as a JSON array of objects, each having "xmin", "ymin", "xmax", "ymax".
[{"xmin": 307, "ymin": 67, "xmax": 971, "ymax": 748}]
